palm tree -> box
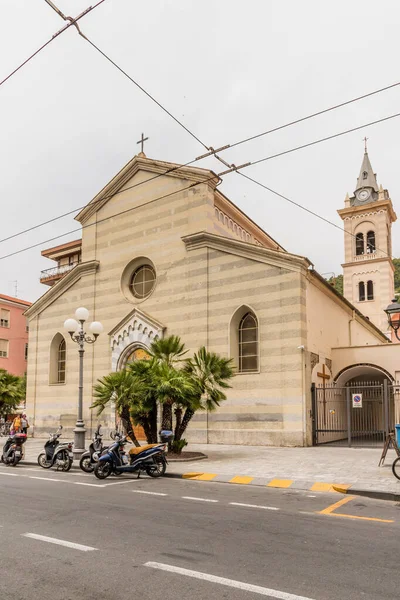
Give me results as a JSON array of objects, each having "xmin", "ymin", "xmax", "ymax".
[
  {"xmin": 0, "ymin": 369, "xmax": 25, "ymax": 416},
  {"xmin": 152, "ymin": 363, "xmax": 195, "ymax": 432},
  {"xmin": 126, "ymin": 359, "xmax": 158, "ymax": 443},
  {"xmin": 91, "ymin": 370, "xmax": 145, "ymax": 447},
  {"xmin": 176, "ymin": 347, "xmax": 234, "ymax": 442},
  {"xmin": 149, "ymin": 336, "xmax": 188, "ymax": 431}
]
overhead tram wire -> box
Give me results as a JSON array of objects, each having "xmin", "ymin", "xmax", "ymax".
[
  {"xmin": 43, "ymin": 0, "xmax": 209, "ymax": 152},
  {"xmin": 3, "ymin": 0, "xmax": 400, "ymax": 243},
  {"xmin": 2, "ymin": 107, "xmax": 400, "ymax": 246},
  {"xmin": 0, "ymin": 0, "xmax": 106, "ymax": 88},
  {"xmin": 0, "ymin": 151, "xmax": 393, "ymax": 262}
]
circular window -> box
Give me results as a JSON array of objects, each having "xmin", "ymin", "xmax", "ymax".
[{"xmin": 129, "ymin": 265, "xmax": 156, "ymax": 299}]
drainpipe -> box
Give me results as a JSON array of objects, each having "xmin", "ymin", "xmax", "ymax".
[{"xmin": 348, "ymin": 310, "xmax": 355, "ymax": 346}]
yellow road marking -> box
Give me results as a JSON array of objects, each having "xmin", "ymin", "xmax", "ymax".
[
  {"xmin": 320, "ymin": 495, "xmax": 355, "ymax": 514},
  {"xmin": 330, "ymin": 513, "xmax": 394, "ymax": 523},
  {"xmin": 182, "ymin": 473, "xmax": 217, "ymax": 481},
  {"xmin": 230, "ymin": 476, "xmax": 254, "ymax": 485},
  {"xmin": 332, "ymin": 484, "xmax": 352, "ymax": 493},
  {"xmin": 267, "ymin": 479, "xmax": 293, "ymax": 488},
  {"xmin": 310, "ymin": 482, "xmax": 335, "ymax": 493}
]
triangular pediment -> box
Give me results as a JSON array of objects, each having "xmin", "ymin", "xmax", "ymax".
[{"xmin": 76, "ymin": 154, "xmax": 220, "ymax": 224}]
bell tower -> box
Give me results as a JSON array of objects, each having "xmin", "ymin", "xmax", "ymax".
[{"xmin": 338, "ymin": 144, "xmax": 397, "ymax": 336}]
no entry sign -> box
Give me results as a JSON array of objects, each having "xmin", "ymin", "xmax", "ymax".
[{"xmin": 352, "ymin": 393, "xmax": 363, "ymax": 408}]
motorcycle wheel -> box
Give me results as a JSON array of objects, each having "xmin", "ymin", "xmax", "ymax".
[
  {"xmin": 38, "ymin": 452, "xmax": 52, "ymax": 469},
  {"xmin": 146, "ymin": 456, "xmax": 166, "ymax": 478},
  {"xmin": 0, "ymin": 454, "xmax": 4, "ymax": 463},
  {"xmin": 94, "ymin": 461, "xmax": 112, "ymax": 480},
  {"xmin": 10, "ymin": 452, "xmax": 18, "ymax": 467},
  {"xmin": 79, "ymin": 455, "xmax": 94, "ymax": 473}
]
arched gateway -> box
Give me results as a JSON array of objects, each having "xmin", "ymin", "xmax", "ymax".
[{"xmin": 313, "ymin": 363, "xmax": 396, "ymax": 447}]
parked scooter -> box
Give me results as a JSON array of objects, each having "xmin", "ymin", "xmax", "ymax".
[
  {"xmin": 1, "ymin": 432, "xmax": 27, "ymax": 466},
  {"xmin": 37, "ymin": 426, "xmax": 73, "ymax": 471},
  {"xmin": 93, "ymin": 430, "xmax": 173, "ymax": 480},
  {"xmin": 79, "ymin": 425, "xmax": 106, "ymax": 473}
]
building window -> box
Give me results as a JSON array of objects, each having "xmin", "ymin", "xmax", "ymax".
[
  {"xmin": 130, "ymin": 265, "xmax": 156, "ymax": 299},
  {"xmin": 0, "ymin": 309, "xmax": 10, "ymax": 328},
  {"xmin": 366, "ymin": 231, "xmax": 375, "ymax": 253},
  {"xmin": 367, "ymin": 280, "xmax": 374, "ymax": 301},
  {"xmin": 0, "ymin": 339, "xmax": 8, "ymax": 358},
  {"xmin": 24, "ymin": 344, "xmax": 28, "ymax": 361},
  {"xmin": 49, "ymin": 333, "xmax": 66, "ymax": 384},
  {"xmin": 363, "ymin": 171, "xmax": 368, "ymax": 180},
  {"xmin": 355, "ymin": 232, "xmax": 364, "ymax": 256},
  {"xmin": 239, "ymin": 312, "xmax": 258, "ymax": 373},
  {"xmin": 359, "ymin": 281, "xmax": 366, "ymax": 302},
  {"xmin": 57, "ymin": 339, "xmax": 66, "ymax": 383}
]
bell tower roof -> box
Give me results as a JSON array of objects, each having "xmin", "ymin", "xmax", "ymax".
[{"xmin": 355, "ymin": 150, "xmax": 378, "ymax": 193}]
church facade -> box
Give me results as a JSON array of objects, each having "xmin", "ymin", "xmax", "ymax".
[{"xmin": 25, "ymin": 151, "xmax": 395, "ymax": 447}]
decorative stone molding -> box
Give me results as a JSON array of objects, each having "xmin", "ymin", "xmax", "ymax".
[
  {"xmin": 214, "ymin": 207, "xmax": 263, "ymax": 246},
  {"xmin": 325, "ymin": 358, "xmax": 332, "ymax": 372},
  {"xmin": 310, "ymin": 352, "xmax": 319, "ymax": 371},
  {"xmin": 109, "ymin": 307, "xmax": 165, "ymax": 371}
]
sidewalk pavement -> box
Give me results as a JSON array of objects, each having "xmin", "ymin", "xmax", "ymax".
[{"xmin": 16, "ymin": 438, "xmax": 400, "ymax": 501}]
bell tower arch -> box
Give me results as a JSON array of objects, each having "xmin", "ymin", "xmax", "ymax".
[{"xmin": 338, "ymin": 145, "xmax": 397, "ymax": 336}]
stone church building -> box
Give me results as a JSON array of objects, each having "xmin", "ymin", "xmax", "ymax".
[{"xmin": 25, "ymin": 148, "xmax": 399, "ymax": 446}]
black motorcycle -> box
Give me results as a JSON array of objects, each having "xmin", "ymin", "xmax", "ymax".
[
  {"xmin": 37, "ymin": 426, "xmax": 73, "ymax": 471},
  {"xmin": 79, "ymin": 425, "xmax": 106, "ymax": 473},
  {"xmin": 1, "ymin": 433, "xmax": 27, "ymax": 466}
]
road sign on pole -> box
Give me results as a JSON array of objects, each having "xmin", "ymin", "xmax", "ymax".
[{"xmin": 352, "ymin": 393, "xmax": 363, "ymax": 408}]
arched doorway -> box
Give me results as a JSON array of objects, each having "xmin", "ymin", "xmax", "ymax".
[
  {"xmin": 116, "ymin": 344, "xmax": 151, "ymax": 442},
  {"xmin": 313, "ymin": 364, "xmax": 395, "ymax": 447}
]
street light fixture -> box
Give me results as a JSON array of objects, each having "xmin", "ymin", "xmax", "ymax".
[
  {"xmin": 63, "ymin": 307, "xmax": 103, "ymax": 457},
  {"xmin": 384, "ymin": 299, "xmax": 400, "ymax": 341}
]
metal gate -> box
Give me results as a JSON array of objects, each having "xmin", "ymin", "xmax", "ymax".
[{"xmin": 312, "ymin": 380, "xmax": 395, "ymax": 447}]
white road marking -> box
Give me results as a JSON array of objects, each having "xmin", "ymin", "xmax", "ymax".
[
  {"xmin": 29, "ymin": 476, "xmax": 63, "ymax": 482},
  {"xmin": 182, "ymin": 496, "xmax": 219, "ymax": 503},
  {"xmin": 132, "ymin": 490, "xmax": 168, "ymax": 496},
  {"xmin": 230, "ymin": 502, "xmax": 279, "ymax": 511},
  {"xmin": 145, "ymin": 562, "xmax": 316, "ymax": 600},
  {"xmin": 23, "ymin": 533, "xmax": 97, "ymax": 552},
  {"xmin": 0, "ymin": 472, "xmax": 19, "ymax": 477}
]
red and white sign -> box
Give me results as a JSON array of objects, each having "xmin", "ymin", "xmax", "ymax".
[{"xmin": 352, "ymin": 393, "xmax": 363, "ymax": 408}]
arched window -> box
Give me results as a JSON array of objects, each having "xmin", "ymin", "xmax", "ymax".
[
  {"xmin": 355, "ymin": 233, "xmax": 364, "ymax": 256},
  {"xmin": 363, "ymin": 171, "xmax": 368, "ymax": 180},
  {"xmin": 57, "ymin": 339, "xmax": 66, "ymax": 383},
  {"xmin": 359, "ymin": 281, "xmax": 365, "ymax": 302},
  {"xmin": 239, "ymin": 312, "xmax": 258, "ymax": 373},
  {"xmin": 366, "ymin": 230, "xmax": 375, "ymax": 253},
  {"xmin": 49, "ymin": 333, "xmax": 66, "ymax": 384},
  {"xmin": 367, "ymin": 280, "xmax": 374, "ymax": 301}
]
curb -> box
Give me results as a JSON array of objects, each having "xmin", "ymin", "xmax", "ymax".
[{"xmin": 333, "ymin": 484, "xmax": 400, "ymax": 502}]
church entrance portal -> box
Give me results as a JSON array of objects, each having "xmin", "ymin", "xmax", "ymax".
[
  {"xmin": 312, "ymin": 379, "xmax": 395, "ymax": 447},
  {"xmin": 116, "ymin": 345, "xmax": 151, "ymax": 442}
]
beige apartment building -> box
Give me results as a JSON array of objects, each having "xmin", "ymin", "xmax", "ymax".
[{"xmin": 25, "ymin": 149, "xmax": 399, "ymax": 447}]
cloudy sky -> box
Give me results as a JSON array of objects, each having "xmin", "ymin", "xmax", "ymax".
[{"xmin": 1, "ymin": 0, "xmax": 400, "ymax": 302}]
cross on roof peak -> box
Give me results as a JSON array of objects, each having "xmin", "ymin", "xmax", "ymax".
[
  {"xmin": 137, "ymin": 132, "xmax": 149, "ymax": 155},
  {"xmin": 363, "ymin": 136, "xmax": 369, "ymax": 153}
]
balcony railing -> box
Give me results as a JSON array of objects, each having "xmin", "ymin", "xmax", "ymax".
[{"xmin": 40, "ymin": 263, "xmax": 79, "ymax": 281}]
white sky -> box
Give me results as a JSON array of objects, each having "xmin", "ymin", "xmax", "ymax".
[{"xmin": 1, "ymin": 0, "xmax": 399, "ymax": 302}]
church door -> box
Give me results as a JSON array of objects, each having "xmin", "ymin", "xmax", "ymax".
[{"xmin": 120, "ymin": 347, "xmax": 151, "ymax": 442}]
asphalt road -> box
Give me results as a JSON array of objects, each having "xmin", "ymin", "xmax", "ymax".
[{"xmin": 0, "ymin": 463, "xmax": 399, "ymax": 600}]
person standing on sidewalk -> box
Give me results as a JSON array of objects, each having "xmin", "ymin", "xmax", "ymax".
[
  {"xmin": 11, "ymin": 414, "xmax": 22, "ymax": 434},
  {"xmin": 21, "ymin": 414, "xmax": 29, "ymax": 435}
]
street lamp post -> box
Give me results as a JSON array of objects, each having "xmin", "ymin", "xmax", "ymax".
[{"xmin": 64, "ymin": 307, "xmax": 103, "ymax": 458}]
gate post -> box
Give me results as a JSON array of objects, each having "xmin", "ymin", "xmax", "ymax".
[
  {"xmin": 311, "ymin": 383, "xmax": 317, "ymax": 446},
  {"xmin": 346, "ymin": 387, "xmax": 351, "ymax": 447},
  {"xmin": 383, "ymin": 379, "xmax": 389, "ymax": 436}
]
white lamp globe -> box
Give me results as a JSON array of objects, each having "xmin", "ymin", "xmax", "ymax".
[
  {"xmin": 89, "ymin": 321, "xmax": 103, "ymax": 336},
  {"xmin": 75, "ymin": 307, "xmax": 89, "ymax": 322},
  {"xmin": 64, "ymin": 318, "xmax": 79, "ymax": 333}
]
